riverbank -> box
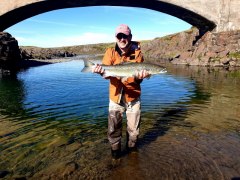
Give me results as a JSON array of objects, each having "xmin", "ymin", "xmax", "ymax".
[
  {"xmin": 20, "ymin": 58, "xmax": 72, "ymax": 66},
  {"xmin": 17, "ymin": 54, "xmax": 105, "ymax": 69}
]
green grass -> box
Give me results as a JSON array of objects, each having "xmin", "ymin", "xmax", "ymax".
[
  {"xmin": 228, "ymin": 71, "xmax": 240, "ymax": 78},
  {"xmin": 228, "ymin": 52, "xmax": 240, "ymax": 59}
]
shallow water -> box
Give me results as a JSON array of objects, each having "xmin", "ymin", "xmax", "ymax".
[{"xmin": 0, "ymin": 60, "xmax": 240, "ymax": 179}]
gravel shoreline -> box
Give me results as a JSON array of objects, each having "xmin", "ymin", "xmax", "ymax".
[
  {"xmin": 18, "ymin": 58, "xmax": 74, "ymax": 68},
  {"xmin": 19, "ymin": 54, "xmax": 104, "ymax": 68}
]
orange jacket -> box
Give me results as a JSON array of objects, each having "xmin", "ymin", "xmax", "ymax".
[{"xmin": 102, "ymin": 41, "xmax": 144, "ymax": 103}]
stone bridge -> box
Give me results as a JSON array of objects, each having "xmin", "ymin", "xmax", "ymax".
[{"xmin": 0, "ymin": 0, "xmax": 239, "ymax": 33}]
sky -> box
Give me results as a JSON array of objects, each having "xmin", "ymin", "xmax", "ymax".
[{"xmin": 5, "ymin": 6, "xmax": 191, "ymax": 48}]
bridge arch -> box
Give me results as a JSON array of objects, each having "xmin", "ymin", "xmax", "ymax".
[{"xmin": 0, "ymin": 0, "xmax": 216, "ymax": 33}]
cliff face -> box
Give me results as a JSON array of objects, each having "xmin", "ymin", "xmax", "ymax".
[
  {"xmin": 141, "ymin": 27, "xmax": 199, "ymax": 61},
  {"xmin": 0, "ymin": 32, "xmax": 21, "ymax": 71},
  {"xmin": 179, "ymin": 30, "xmax": 240, "ymax": 67},
  {"xmin": 142, "ymin": 27, "xmax": 240, "ymax": 67}
]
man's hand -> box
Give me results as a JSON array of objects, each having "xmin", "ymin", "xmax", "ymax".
[
  {"xmin": 92, "ymin": 64, "xmax": 111, "ymax": 79},
  {"xmin": 136, "ymin": 70, "xmax": 150, "ymax": 79},
  {"xmin": 92, "ymin": 64, "xmax": 104, "ymax": 74}
]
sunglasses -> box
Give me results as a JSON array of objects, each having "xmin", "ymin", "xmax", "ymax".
[{"xmin": 116, "ymin": 33, "xmax": 129, "ymax": 40}]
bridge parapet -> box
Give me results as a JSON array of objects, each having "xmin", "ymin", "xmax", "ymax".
[{"xmin": 0, "ymin": 0, "xmax": 239, "ymax": 32}]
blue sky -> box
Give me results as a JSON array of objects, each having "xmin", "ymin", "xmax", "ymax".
[{"xmin": 6, "ymin": 6, "xmax": 191, "ymax": 48}]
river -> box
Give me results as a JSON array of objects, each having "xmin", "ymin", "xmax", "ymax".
[{"xmin": 0, "ymin": 59, "xmax": 240, "ymax": 179}]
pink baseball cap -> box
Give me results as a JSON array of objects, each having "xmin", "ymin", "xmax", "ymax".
[{"xmin": 115, "ymin": 24, "xmax": 131, "ymax": 36}]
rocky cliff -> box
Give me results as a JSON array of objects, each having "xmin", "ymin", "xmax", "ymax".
[
  {"xmin": 142, "ymin": 27, "xmax": 198, "ymax": 61},
  {"xmin": 0, "ymin": 32, "xmax": 21, "ymax": 72},
  {"xmin": 172, "ymin": 29, "xmax": 240, "ymax": 67},
  {"xmin": 142, "ymin": 27, "xmax": 240, "ymax": 67}
]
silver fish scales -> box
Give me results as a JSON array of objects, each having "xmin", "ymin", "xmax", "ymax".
[{"xmin": 81, "ymin": 60, "xmax": 167, "ymax": 77}]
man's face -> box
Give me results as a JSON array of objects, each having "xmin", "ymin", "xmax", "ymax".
[{"xmin": 116, "ymin": 33, "xmax": 132, "ymax": 49}]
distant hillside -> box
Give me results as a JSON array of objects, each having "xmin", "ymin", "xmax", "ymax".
[
  {"xmin": 20, "ymin": 27, "xmax": 240, "ymax": 67},
  {"xmin": 19, "ymin": 27, "xmax": 195, "ymax": 61},
  {"xmin": 20, "ymin": 40, "xmax": 150, "ymax": 60},
  {"xmin": 20, "ymin": 43, "xmax": 115, "ymax": 60}
]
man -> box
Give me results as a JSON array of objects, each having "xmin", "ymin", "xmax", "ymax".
[{"xmin": 92, "ymin": 24, "xmax": 149, "ymax": 159}]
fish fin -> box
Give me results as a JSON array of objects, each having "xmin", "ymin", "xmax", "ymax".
[
  {"xmin": 83, "ymin": 59, "xmax": 95, "ymax": 67},
  {"xmin": 81, "ymin": 60, "xmax": 95, "ymax": 72},
  {"xmin": 81, "ymin": 67, "xmax": 92, "ymax": 73}
]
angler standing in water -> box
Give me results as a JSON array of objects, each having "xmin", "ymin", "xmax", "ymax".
[{"xmin": 92, "ymin": 24, "xmax": 150, "ymax": 160}]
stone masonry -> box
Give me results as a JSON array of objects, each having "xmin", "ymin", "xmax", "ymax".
[{"xmin": 0, "ymin": 0, "xmax": 239, "ymax": 32}]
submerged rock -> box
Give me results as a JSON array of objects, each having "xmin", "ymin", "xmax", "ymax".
[{"xmin": 0, "ymin": 170, "xmax": 10, "ymax": 178}]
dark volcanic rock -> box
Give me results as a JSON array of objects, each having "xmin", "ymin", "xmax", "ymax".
[{"xmin": 0, "ymin": 32, "xmax": 21, "ymax": 71}]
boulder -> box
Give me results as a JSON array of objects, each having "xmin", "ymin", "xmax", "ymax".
[{"xmin": 0, "ymin": 32, "xmax": 21, "ymax": 72}]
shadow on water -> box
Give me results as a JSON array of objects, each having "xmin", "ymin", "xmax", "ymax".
[
  {"xmin": 0, "ymin": 75, "xmax": 26, "ymax": 118},
  {"xmin": 0, "ymin": 59, "xmax": 52, "ymax": 77},
  {"xmin": 0, "ymin": 61, "xmax": 51, "ymax": 118},
  {"xmin": 136, "ymin": 80, "xmax": 211, "ymax": 150},
  {"xmin": 137, "ymin": 106, "xmax": 189, "ymax": 149},
  {"xmin": 17, "ymin": 59, "xmax": 52, "ymax": 68}
]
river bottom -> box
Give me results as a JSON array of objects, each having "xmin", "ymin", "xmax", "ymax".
[
  {"xmin": 20, "ymin": 130, "xmax": 239, "ymax": 179},
  {"xmin": 2, "ymin": 116, "xmax": 239, "ymax": 180}
]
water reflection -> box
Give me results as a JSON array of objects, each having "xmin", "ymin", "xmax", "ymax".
[
  {"xmin": 0, "ymin": 75, "xmax": 26, "ymax": 117},
  {"xmin": 0, "ymin": 60, "xmax": 240, "ymax": 179}
]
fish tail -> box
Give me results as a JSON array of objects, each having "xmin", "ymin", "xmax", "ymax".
[{"xmin": 81, "ymin": 60, "xmax": 95, "ymax": 72}]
